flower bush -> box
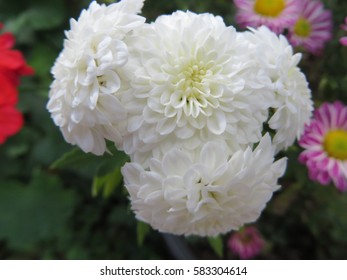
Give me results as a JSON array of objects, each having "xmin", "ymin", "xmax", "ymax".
[{"xmin": 1, "ymin": 0, "xmax": 347, "ymax": 260}]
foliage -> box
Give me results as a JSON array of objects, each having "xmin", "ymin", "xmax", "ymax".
[{"xmin": 0, "ymin": 0, "xmax": 347, "ymax": 260}]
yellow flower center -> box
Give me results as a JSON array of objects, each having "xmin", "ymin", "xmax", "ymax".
[
  {"xmin": 183, "ymin": 63, "xmax": 206, "ymax": 97},
  {"xmin": 323, "ymin": 130, "xmax": 347, "ymax": 160},
  {"xmin": 254, "ymin": 0, "xmax": 286, "ymax": 17},
  {"xmin": 172, "ymin": 59, "xmax": 217, "ymax": 118},
  {"xmin": 293, "ymin": 17, "xmax": 312, "ymax": 37}
]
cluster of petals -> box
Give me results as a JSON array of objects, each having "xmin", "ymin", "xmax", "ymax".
[
  {"xmin": 47, "ymin": 0, "xmax": 145, "ymax": 155},
  {"xmin": 123, "ymin": 11, "xmax": 275, "ymax": 166},
  {"xmin": 123, "ymin": 12, "xmax": 312, "ymax": 165},
  {"xmin": 120, "ymin": 15, "xmax": 311, "ymax": 236},
  {"xmin": 48, "ymin": 0, "xmax": 314, "ymax": 236},
  {"xmin": 228, "ymin": 226, "xmax": 265, "ymax": 259},
  {"xmin": 299, "ymin": 102, "xmax": 347, "ymax": 191},
  {"xmin": 242, "ymin": 26, "xmax": 313, "ymax": 152},
  {"xmin": 0, "ymin": 23, "xmax": 34, "ymax": 144},
  {"xmin": 122, "ymin": 134, "xmax": 286, "ymax": 236}
]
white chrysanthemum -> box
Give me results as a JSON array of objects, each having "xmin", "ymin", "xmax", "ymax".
[
  {"xmin": 47, "ymin": 0, "xmax": 145, "ymax": 155},
  {"xmin": 122, "ymin": 11, "xmax": 274, "ymax": 165},
  {"xmin": 244, "ymin": 26, "xmax": 313, "ymax": 152},
  {"xmin": 122, "ymin": 134, "xmax": 287, "ymax": 236}
]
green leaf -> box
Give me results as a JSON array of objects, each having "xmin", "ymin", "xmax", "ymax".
[
  {"xmin": 50, "ymin": 147, "xmax": 104, "ymax": 178},
  {"xmin": 0, "ymin": 170, "xmax": 76, "ymax": 251},
  {"xmin": 208, "ymin": 236, "xmax": 223, "ymax": 258},
  {"xmin": 51, "ymin": 143, "xmax": 128, "ymax": 167},
  {"xmin": 92, "ymin": 168, "xmax": 123, "ymax": 198},
  {"xmin": 50, "ymin": 147, "xmax": 97, "ymax": 170},
  {"xmin": 50, "ymin": 147, "xmax": 103, "ymax": 179},
  {"xmin": 51, "ymin": 143, "xmax": 129, "ymax": 179},
  {"xmin": 137, "ymin": 221, "xmax": 151, "ymax": 246},
  {"xmin": 95, "ymin": 150, "xmax": 129, "ymax": 177},
  {"xmin": 6, "ymin": 2, "xmax": 66, "ymax": 33}
]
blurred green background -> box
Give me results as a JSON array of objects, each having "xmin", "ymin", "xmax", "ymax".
[{"xmin": 0, "ymin": 0, "xmax": 347, "ymax": 259}]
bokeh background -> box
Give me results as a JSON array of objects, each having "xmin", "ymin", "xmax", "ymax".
[{"xmin": 0, "ymin": 0, "xmax": 347, "ymax": 259}]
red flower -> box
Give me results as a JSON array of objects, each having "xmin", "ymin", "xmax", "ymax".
[
  {"xmin": 0, "ymin": 71, "xmax": 18, "ymax": 105},
  {"xmin": 0, "ymin": 23, "xmax": 34, "ymax": 144},
  {"xmin": 0, "ymin": 25, "xmax": 34, "ymax": 83}
]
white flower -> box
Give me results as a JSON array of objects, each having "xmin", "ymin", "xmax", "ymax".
[
  {"xmin": 47, "ymin": 0, "xmax": 145, "ymax": 155},
  {"xmin": 122, "ymin": 134, "xmax": 287, "ymax": 236},
  {"xmin": 244, "ymin": 26, "xmax": 313, "ymax": 152},
  {"xmin": 122, "ymin": 11, "xmax": 274, "ymax": 166},
  {"xmin": 268, "ymin": 67, "xmax": 313, "ymax": 151}
]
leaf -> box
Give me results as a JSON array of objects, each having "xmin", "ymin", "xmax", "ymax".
[
  {"xmin": 92, "ymin": 168, "xmax": 123, "ymax": 198},
  {"xmin": 6, "ymin": 2, "xmax": 66, "ymax": 33},
  {"xmin": 0, "ymin": 170, "xmax": 76, "ymax": 251},
  {"xmin": 51, "ymin": 143, "xmax": 129, "ymax": 179},
  {"xmin": 50, "ymin": 147, "xmax": 98, "ymax": 170},
  {"xmin": 137, "ymin": 221, "xmax": 151, "ymax": 246},
  {"xmin": 50, "ymin": 146, "xmax": 103, "ymax": 178},
  {"xmin": 208, "ymin": 236, "xmax": 223, "ymax": 258},
  {"xmin": 95, "ymin": 149, "xmax": 129, "ymax": 177}
]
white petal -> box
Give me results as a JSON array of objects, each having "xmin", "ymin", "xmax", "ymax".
[
  {"xmin": 200, "ymin": 141, "xmax": 228, "ymax": 171},
  {"xmin": 162, "ymin": 149, "xmax": 191, "ymax": 176},
  {"xmin": 207, "ymin": 110, "xmax": 226, "ymax": 135},
  {"xmin": 156, "ymin": 117, "xmax": 177, "ymax": 135}
]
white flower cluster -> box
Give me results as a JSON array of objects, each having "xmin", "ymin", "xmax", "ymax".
[
  {"xmin": 47, "ymin": 0, "xmax": 145, "ymax": 155},
  {"xmin": 47, "ymin": 0, "xmax": 313, "ymax": 236}
]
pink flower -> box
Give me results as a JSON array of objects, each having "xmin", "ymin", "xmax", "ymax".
[
  {"xmin": 298, "ymin": 102, "xmax": 347, "ymax": 191},
  {"xmin": 340, "ymin": 17, "xmax": 347, "ymax": 46},
  {"xmin": 287, "ymin": 0, "xmax": 332, "ymax": 55},
  {"xmin": 228, "ymin": 226, "xmax": 265, "ymax": 259},
  {"xmin": 234, "ymin": 0, "xmax": 301, "ymax": 34}
]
